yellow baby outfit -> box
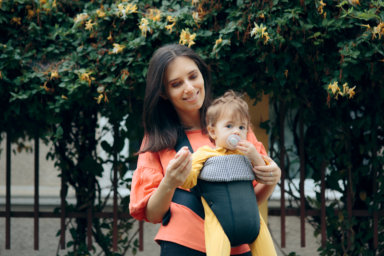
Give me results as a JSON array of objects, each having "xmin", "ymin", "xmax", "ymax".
[{"xmin": 182, "ymin": 146, "xmax": 277, "ymax": 256}]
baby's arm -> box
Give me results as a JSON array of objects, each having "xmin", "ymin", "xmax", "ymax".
[
  {"xmin": 236, "ymin": 140, "xmax": 266, "ymax": 166},
  {"xmin": 181, "ymin": 150, "xmax": 207, "ymax": 189}
]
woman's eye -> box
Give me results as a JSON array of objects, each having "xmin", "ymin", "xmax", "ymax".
[
  {"xmin": 171, "ymin": 82, "xmax": 181, "ymax": 88},
  {"xmin": 189, "ymin": 74, "xmax": 197, "ymax": 80}
]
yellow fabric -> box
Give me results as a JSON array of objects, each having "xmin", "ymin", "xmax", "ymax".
[
  {"xmin": 202, "ymin": 197, "xmax": 276, "ymax": 256},
  {"xmin": 259, "ymin": 201, "xmax": 268, "ymax": 224},
  {"xmin": 181, "ymin": 146, "xmax": 244, "ymax": 189},
  {"xmin": 201, "ymin": 197, "xmax": 231, "ymax": 255},
  {"xmin": 182, "ymin": 146, "xmax": 276, "ymax": 255},
  {"xmin": 249, "ymin": 215, "xmax": 277, "ymax": 256}
]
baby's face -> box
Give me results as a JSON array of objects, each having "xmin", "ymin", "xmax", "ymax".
[{"xmin": 209, "ymin": 112, "xmax": 248, "ymax": 149}]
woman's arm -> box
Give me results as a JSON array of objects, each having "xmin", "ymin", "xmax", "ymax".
[
  {"xmin": 253, "ymin": 156, "xmax": 281, "ymax": 203},
  {"xmin": 145, "ymin": 147, "xmax": 192, "ymax": 223}
]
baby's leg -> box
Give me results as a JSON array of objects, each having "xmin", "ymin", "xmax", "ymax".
[
  {"xmin": 201, "ymin": 197, "xmax": 231, "ymax": 256},
  {"xmin": 249, "ymin": 215, "xmax": 277, "ymax": 256}
]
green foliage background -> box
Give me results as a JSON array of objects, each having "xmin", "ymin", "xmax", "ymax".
[{"xmin": 1, "ymin": 0, "xmax": 383, "ymax": 255}]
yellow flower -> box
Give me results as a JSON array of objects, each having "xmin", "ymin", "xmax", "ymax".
[
  {"xmin": 11, "ymin": 17, "xmax": 22, "ymax": 25},
  {"xmin": 27, "ymin": 9, "xmax": 35, "ymax": 19},
  {"xmin": 50, "ymin": 71, "xmax": 59, "ymax": 79},
  {"xmin": 61, "ymin": 95, "xmax": 68, "ymax": 100},
  {"xmin": 85, "ymin": 19, "xmax": 96, "ymax": 31},
  {"xmin": 372, "ymin": 22, "xmax": 384, "ymax": 39},
  {"xmin": 347, "ymin": 86, "xmax": 356, "ymax": 98},
  {"xmin": 42, "ymin": 81, "xmax": 54, "ymax": 93},
  {"xmin": 107, "ymin": 31, "xmax": 113, "ymax": 41},
  {"xmin": 328, "ymin": 81, "xmax": 356, "ymax": 100},
  {"xmin": 40, "ymin": 0, "xmax": 47, "ymax": 4},
  {"xmin": 361, "ymin": 24, "xmax": 371, "ymax": 30},
  {"xmin": 215, "ymin": 37, "xmax": 223, "ymax": 47},
  {"xmin": 250, "ymin": 23, "xmax": 265, "ymax": 37},
  {"xmin": 167, "ymin": 16, "xmax": 175, "ymax": 23},
  {"xmin": 147, "ymin": 8, "xmax": 161, "ymax": 22},
  {"xmin": 80, "ymin": 71, "xmax": 95, "ymax": 86},
  {"xmin": 94, "ymin": 93, "xmax": 108, "ymax": 104},
  {"xmin": 117, "ymin": 3, "xmax": 137, "ymax": 19},
  {"xmin": 192, "ymin": 11, "xmax": 200, "ymax": 23},
  {"xmin": 318, "ymin": 0, "xmax": 326, "ymax": 15},
  {"xmin": 121, "ymin": 69, "xmax": 130, "ymax": 80},
  {"xmin": 139, "ymin": 18, "xmax": 150, "ymax": 37},
  {"xmin": 96, "ymin": 9, "xmax": 106, "ymax": 18},
  {"xmin": 95, "ymin": 94, "xmax": 103, "ymax": 104},
  {"xmin": 0, "ymin": 71, "xmax": 2, "ymax": 80},
  {"xmin": 191, "ymin": 0, "xmax": 200, "ymax": 6},
  {"xmin": 126, "ymin": 3, "xmax": 137, "ymax": 13},
  {"xmin": 328, "ymin": 81, "xmax": 339, "ymax": 95},
  {"xmin": 250, "ymin": 23, "xmax": 269, "ymax": 44},
  {"xmin": 263, "ymin": 33, "xmax": 270, "ymax": 44},
  {"xmin": 165, "ymin": 22, "xmax": 175, "ymax": 33},
  {"xmin": 74, "ymin": 13, "xmax": 89, "ymax": 24},
  {"xmin": 284, "ymin": 70, "xmax": 288, "ymax": 78},
  {"xmin": 165, "ymin": 16, "xmax": 176, "ymax": 33},
  {"xmin": 179, "ymin": 29, "xmax": 196, "ymax": 48},
  {"xmin": 111, "ymin": 43, "xmax": 125, "ymax": 54},
  {"xmin": 348, "ymin": 0, "xmax": 360, "ymax": 5}
]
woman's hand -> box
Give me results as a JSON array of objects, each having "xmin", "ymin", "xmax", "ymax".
[
  {"xmin": 163, "ymin": 146, "xmax": 192, "ymax": 189},
  {"xmin": 145, "ymin": 146, "xmax": 192, "ymax": 223},
  {"xmin": 253, "ymin": 155, "xmax": 281, "ymax": 185}
]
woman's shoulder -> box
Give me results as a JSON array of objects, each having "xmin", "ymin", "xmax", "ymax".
[{"xmin": 247, "ymin": 128, "xmax": 267, "ymax": 155}]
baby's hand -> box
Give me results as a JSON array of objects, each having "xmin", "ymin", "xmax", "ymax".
[{"xmin": 236, "ymin": 141, "xmax": 265, "ymax": 166}]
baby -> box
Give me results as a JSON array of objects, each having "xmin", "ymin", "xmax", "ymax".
[{"xmin": 182, "ymin": 90, "xmax": 276, "ymax": 256}]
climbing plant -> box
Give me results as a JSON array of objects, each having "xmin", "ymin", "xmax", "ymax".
[{"xmin": 1, "ymin": 0, "xmax": 383, "ymax": 255}]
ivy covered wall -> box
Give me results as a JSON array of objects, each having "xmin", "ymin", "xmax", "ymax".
[{"xmin": 1, "ymin": 0, "xmax": 383, "ymax": 255}]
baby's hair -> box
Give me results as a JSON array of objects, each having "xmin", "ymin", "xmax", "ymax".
[{"xmin": 206, "ymin": 90, "xmax": 250, "ymax": 128}]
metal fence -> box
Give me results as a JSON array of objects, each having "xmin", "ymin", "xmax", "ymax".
[
  {"xmin": 268, "ymin": 118, "xmax": 382, "ymax": 250},
  {"xmin": 1, "ymin": 132, "xmax": 382, "ymax": 252},
  {"xmin": 0, "ymin": 134, "xmax": 143, "ymax": 252}
]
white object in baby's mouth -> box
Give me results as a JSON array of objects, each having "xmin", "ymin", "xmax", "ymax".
[{"xmin": 226, "ymin": 134, "xmax": 241, "ymax": 149}]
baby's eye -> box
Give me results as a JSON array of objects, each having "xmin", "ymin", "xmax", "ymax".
[
  {"xmin": 239, "ymin": 125, "xmax": 246, "ymax": 130},
  {"xmin": 226, "ymin": 124, "xmax": 233, "ymax": 128}
]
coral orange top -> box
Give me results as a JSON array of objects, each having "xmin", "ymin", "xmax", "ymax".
[{"xmin": 129, "ymin": 129, "xmax": 267, "ymax": 253}]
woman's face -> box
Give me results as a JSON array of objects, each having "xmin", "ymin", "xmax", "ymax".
[{"xmin": 163, "ymin": 56, "xmax": 205, "ymax": 119}]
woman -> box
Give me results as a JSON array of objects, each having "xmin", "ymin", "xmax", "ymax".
[{"xmin": 129, "ymin": 44, "xmax": 281, "ymax": 256}]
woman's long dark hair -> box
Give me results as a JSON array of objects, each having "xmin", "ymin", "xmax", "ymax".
[{"xmin": 140, "ymin": 44, "xmax": 212, "ymax": 153}]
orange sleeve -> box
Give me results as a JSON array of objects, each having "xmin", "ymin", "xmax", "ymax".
[
  {"xmin": 247, "ymin": 128, "xmax": 267, "ymax": 187},
  {"xmin": 247, "ymin": 128, "xmax": 267, "ymax": 156},
  {"xmin": 129, "ymin": 150, "xmax": 164, "ymax": 222}
]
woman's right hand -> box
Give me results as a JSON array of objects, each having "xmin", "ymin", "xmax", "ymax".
[
  {"xmin": 145, "ymin": 146, "xmax": 192, "ymax": 223},
  {"xmin": 163, "ymin": 146, "xmax": 192, "ymax": 189}
]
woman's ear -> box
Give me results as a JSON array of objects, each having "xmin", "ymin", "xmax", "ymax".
[{"xmin": 207, "ymin": 125, "xmax": 216, "ymax": 140}]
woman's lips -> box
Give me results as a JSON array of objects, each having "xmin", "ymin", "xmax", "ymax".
[{"xmin": 184, "ymin": 90, "xmax": 199, "ymax": 102}]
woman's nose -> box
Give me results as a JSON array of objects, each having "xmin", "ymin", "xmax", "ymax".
[{"xmin": 184, "ymin": 80, "xmax": 194, "ymax": 92}]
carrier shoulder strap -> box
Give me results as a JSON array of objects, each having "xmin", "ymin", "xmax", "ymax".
[{"xmin": 162, "ymin": 131, "xmax": 204, "ymax": 225}]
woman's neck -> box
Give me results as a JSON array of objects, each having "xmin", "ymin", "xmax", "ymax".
[{"xmin": 179, "ymin": 111, "xmax": 201, "ymax": 130}]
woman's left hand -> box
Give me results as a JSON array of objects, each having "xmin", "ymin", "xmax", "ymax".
[{"xmin": 252, "ymin": 155, "xmax": 281, "ymax": 185}]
